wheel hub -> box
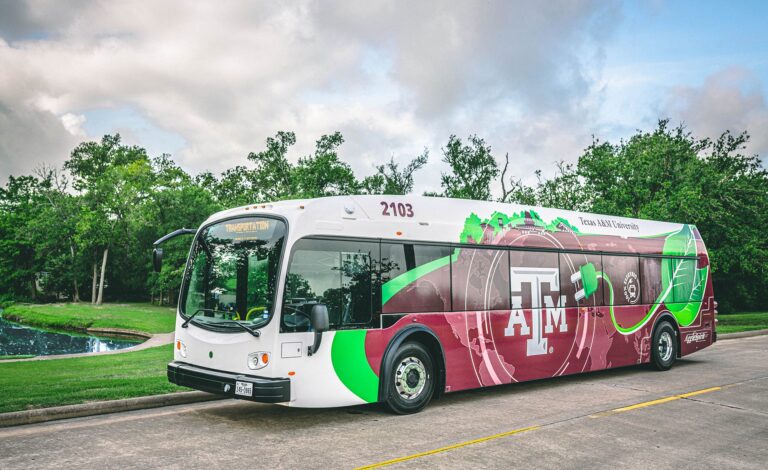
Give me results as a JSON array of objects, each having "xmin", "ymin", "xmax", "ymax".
[
  {"xmin": 395, "ymin": 357, "xmax": 427, "ymax": 400},
  {"xmin": 659, "ymin": 331, "xmax": 673, "ymax": 362}
]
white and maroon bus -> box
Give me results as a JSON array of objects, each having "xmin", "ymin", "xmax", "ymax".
[{"xmin": 158, "ymin": 195, "xmax": 717, "ymax": 413}]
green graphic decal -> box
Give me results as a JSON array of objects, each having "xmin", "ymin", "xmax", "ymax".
[
  {"xmin": 381, "ymin": 249, "xmax": 459, "ymax": 306},
  {"xmin": 579, "ymin": 225, "xmax": 707, "ymax": 334},
  {"xmin": 331, "ymin": 330, "xmax": 379, "ymax": 403},
  {"xmin": 660, "ymin": 225, "xmax": 707, "ymax": 326},
  {"xmin": 459, "ymin": 210, "xmax": 581, "ymax": 244}
]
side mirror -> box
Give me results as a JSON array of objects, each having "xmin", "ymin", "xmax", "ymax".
[
  {"xmin": 152, "ymin": 248, "xmax": 163, "ymax": 273},
  {"xmin": 308, "ymin": 304, "xmax": 329, "ymax": 356}
]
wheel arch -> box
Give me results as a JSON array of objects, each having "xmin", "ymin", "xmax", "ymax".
[
  {"xmin": 653, "ymin": 312, "xmax": 682, "ymax": 358},
  {"xmin": 378, "ymin": 324, "xmax": 446, "ymax": 403}
]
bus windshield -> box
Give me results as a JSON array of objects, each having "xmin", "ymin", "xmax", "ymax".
[{"xmin": 180, "ymin": 217, "xmax": 286, "ymax": 331}]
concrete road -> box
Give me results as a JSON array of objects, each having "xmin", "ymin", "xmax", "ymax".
[{"xmin": 1, "ymin": 336, "xmax": 766, "ymax": 469}]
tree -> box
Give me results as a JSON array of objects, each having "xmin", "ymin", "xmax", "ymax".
[
  {"xmin": 65, "ymin": 134, "xmax": 151, "ymax": 304},
  {"xmin": 361, "ymin": 151, "xmax": 429, "ymax": 195},
  {"xmin": 501, "ymin": 155, "xmax": 590, "ymax": 211},
  {"xmin": 30, "ymin": 167, "xmax": 83, "ymax": 301},
  {"xmin": 293, "ymin": 132, "xmax": 358, "ymax": 197},
  {"xmin": 438, "ymin": 135, "xmax": 498, "ymax": 200},
  {"xmin": 0, "ymin": 176, "xmax": 45, "ymax": 300},
  {"xmin": 247, "ymin": 131, "xmax": 296, "ymax": 201}
]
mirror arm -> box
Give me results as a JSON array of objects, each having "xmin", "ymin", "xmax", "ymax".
[
  {"xmin": 308, "ymin": 331, "xmax": 323, "ymax": 356},
  {"xmin": 153, "ymin": 228, "xmax": 197, "ymax": 247}
]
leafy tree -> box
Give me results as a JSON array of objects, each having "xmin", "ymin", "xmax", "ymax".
[
  {"xmin": 501, "ymin": 156, "xmax": 590, "ymax": 211},
  {"xmin": 438, "ymin": 135, "xmax": 498, "ymax": 200},
  {"xmin": 361, "ymin": 151, "xmax": 429, "ymax": 195},
  {"xmin": 0, "ymin": 176, "xmax": 45, "ymax": 300},
  {"xmin": 29, "ymin": 168, "xmax": 83, "ymax": 300},
  {"xmin": 247, "ymin": 131, "xmax": 296, "ymax": 201},
  {"xmin": 293, "ymin": 132, "xmax": 358, "ymax": 197},
  {"xmin": 66, "ymin": 134, "xmax": 152, "ymax": 304}
]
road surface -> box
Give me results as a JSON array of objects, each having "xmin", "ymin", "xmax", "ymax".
[{"xmin": 1, "ymin": 335, "xmax": 766, "ymax": 469}]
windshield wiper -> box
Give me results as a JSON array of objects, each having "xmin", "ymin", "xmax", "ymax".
[
  {"xmin": 182, "ymin": 308, "xmax": 215, "ymax": 328},
  {"xmin": 216, "ymin": 320, "xmax": 261, "ymax": 337}
]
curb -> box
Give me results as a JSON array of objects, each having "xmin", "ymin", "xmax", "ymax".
[
  {"xmin": 86, "ymin": 327, "xmax": 153, "ymax": 339},
  {"xmin": 718, "ymin": 329, "xmax": 768, "ymax": 340},
  {"xmin": 0, "ymin": 391, "xmax": 224, "ymax": 428}
]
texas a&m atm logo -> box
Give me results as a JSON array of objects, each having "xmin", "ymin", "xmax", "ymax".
[{"xmin": 503, "ymin": 268, "xmax": 568, "ymax": 356}]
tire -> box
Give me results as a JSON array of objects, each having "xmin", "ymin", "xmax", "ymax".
[
  {"xmin": 650, "ymin": 321, "xmax": 677, "ymax": 371},
  {"xmin": 384, "ymin": 342, "xmax": 435, "ymax": 414}
]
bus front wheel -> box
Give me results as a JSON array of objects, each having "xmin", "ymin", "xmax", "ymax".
[
  {"xmin": 385, "ymin": 342, "xmax": 435, "ymax": 414},
  {"xmin": 650, "ymin": 321, "xmax": 677, "ymax": 371}
]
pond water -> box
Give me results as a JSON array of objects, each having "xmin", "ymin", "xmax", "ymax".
[{"xmin": 0, "ymin": 317, "xmax": 142, "ymax": 357}]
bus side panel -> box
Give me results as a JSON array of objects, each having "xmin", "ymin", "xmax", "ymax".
[{"xmin": 364, "ymin": 306, "xmax": 655, "ymax": 396}]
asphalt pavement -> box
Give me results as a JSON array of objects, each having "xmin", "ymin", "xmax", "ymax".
[{"xmin": 1, "ymin": 335, "xmax": 766, "ymax": 469}]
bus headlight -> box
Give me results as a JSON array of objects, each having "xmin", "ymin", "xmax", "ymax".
[
  {"xmin": 247, "ymin": 352, "xmax": 270, "ymax": 370},
  {"xmin": 176, "ymin": 339, "xmax": 187, "ymax": 358}
]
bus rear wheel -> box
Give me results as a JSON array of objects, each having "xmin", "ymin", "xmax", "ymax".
[
  {"xmin": 385, "ymin": 342, "xmax": 435, "ymax": 414},
  {"xmin": 650, "ymin": 321, "xmax": 677, "ymax": 371}
]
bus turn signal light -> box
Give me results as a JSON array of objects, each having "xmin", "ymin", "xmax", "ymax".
[
  {"xmin": 247, "ymin": 351, "xmax": 270, "ymax": 370},
  {"xmin": 176, "ymin": 340, "xmax": 187, "ymax": 358}
]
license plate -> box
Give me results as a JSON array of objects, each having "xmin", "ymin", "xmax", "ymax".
[{"xmin": 235, "ymin": 381, "xmax": 253, "ymax": 397}]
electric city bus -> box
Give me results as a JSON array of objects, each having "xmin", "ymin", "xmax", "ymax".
[{"xmin": 155, "ymin": 195, "xmax": 717, "ymax": 414}]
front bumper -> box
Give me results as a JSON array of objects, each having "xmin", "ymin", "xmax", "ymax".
[{"xmin": 168, "ymin": 361, "xmax": 290, "ymax": 403}]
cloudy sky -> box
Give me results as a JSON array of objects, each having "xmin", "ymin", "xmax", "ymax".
[{"xmin": 1, "ymin": 0, "xmax": 766, "ymax": 192}]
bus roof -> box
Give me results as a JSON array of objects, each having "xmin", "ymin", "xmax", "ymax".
[{"xmin": 204, "ymin": 195, "xmax": 703, "ymax": 257}]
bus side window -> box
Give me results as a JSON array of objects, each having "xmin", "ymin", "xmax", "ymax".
[
  {"xmin": 451, "ymin": 248, "xmax": 509, "ymax": 311},
  {"xmin": 509, "ymin": 250, "xmax": 559, "ymax": 309},
  {"xmin": 559, "ymin": 252, "xmax": 604, "ymax": 307},
  {"xmin": 381, "ymin": 243, "xmax": 451, "ymax": 314},
  {"xmin": 602, "ymin": 255, "xmax": 641, "ymax": 306},
  {"xmin": 282, "ymin": 238, "xmax": 378, "ymax": 332},
  {"xmin": 640, "ymin": 257, "xmax": 663, "ymax": 305}
]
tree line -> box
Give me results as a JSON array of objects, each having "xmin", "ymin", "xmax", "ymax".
[{"xmin": 0, "ymin": 120, "xmax": 765, "ymax": 312}]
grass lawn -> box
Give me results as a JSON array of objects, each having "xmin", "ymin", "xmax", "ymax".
[
  {"xmin": 2, "ymin": 302, "xmax": 176, "ymax": 335},
  {"xmin": 717, "ymin": 312, "xmax": 768, "ymax": 334},
  {"xmin": 0, "ymin": 344, "xmax": 185, "ymax": 414}
]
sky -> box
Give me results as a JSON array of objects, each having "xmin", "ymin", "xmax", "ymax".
[{"xmin": 1, "ymin": 0, "xmax": 766, "ymax": 193}]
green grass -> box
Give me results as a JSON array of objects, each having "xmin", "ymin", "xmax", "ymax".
[
  {"xmin": 717, "ymin": 312, "xmax": 768, "ymax": 334},
  {"xmin": 3, "ymin": 302, "xmax": 176, "ymax": 334},
  {"xmin": 0, "ymin": 344, "xmax": 185, "ymax": 413},
  {"xmin": 0, "ymin": 355, "xmax": 35, "ymax": 360}
]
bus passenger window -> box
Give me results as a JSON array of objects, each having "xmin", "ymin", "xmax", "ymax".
[
  {"xmin": 601, "ymin": 255, "xmax": 641, "ymax": 306},
  {"xmin": 640, "ymin": 257, "xmax": 662, "ymax": 305},
  {"xmin": 381, "ymin": 243, "xmax": 451, "ymax": 314},
  {"xmin": 282, "ymin": 238, "xmax": 378, "ymax": 332},
  {"xmin": 559, "ymin": 253, "xmax": 604, "ymax": 307},
  {"xmin": 509, "ymin": 250, "xmax": 559, "ymax": 309},
  {"xmin": 451, "ymin": 248, "xmax": 509, "ymax": 311}
]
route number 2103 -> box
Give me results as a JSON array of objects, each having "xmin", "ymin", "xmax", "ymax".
[{"xmin": 381, "ymin": 201, "xmax": 414, "ymax": 217}]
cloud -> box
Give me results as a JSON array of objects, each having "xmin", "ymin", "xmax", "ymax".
[
  {"xmin": 0, "ymin": 1, "xmax": 621, "ymax": 191},
  {"xmin": 665, "ymin": 67, "xmax": 768, "ymax": 159}
]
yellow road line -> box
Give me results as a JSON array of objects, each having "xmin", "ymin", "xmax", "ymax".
[
  {"xmin": 355, "ymin": 425, "xmax": 540, "ymax": 469},
  {"xmin": 591, "ymin": 386, "xmax": 722, "ymax": 417},
  {"xmin": 358, "ymin": 385, "xmax": 724, "ymax": 469}
]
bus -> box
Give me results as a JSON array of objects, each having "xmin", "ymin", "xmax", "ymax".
[{"xmin": 157, "ymin": 195, "xmax": 717, "ymax": 414}]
